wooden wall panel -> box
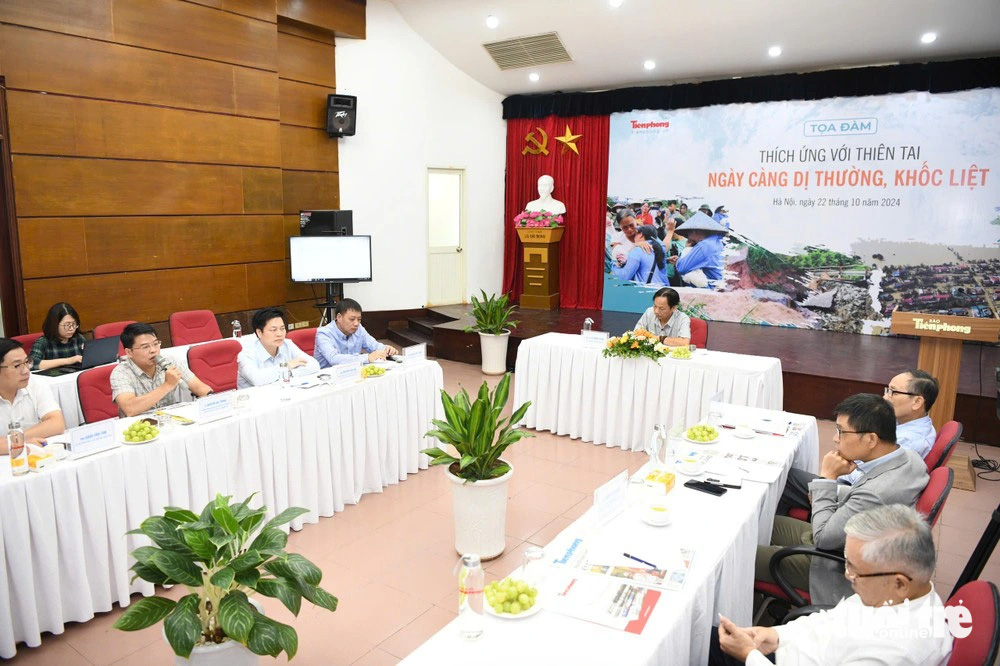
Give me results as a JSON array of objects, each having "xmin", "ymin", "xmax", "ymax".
[
  {"xmin": 279, "ymin": 79, "xmax": 332, "ymax": 129},
  {"xmin": 23, "ymin": 263, "xmax": 283, "ymax": 329},
  {"xmin": 110, "ymin": 0, "xmax": 277, "ymax": 71},
  {"xmin": 277, "ymin": 31, "xmax": 335, "ymax": 87},
  {"xmin": 242, "ymin": 169, "xmax": 285, "ymax": 214},
  {"xmin": 277, "ymin": 19, "xmax": 335, "ymax": 45},
  {"xmin": 1, "ymin": 25, "xmax": 278, "ymax": 119},
  {"xmin": 8, "ymin": 92, "xmax": 281, "ymax": 167},
  {"xmin": 186, "ymin": 0, "xmax": 278, "ymax": 23},
  {"xmin": 18, "ymin": 216, "xmax": 285, "ymax": 278},
  {"xmin": 12, "ymin": 156, "xmax": 285, "ymax": 217},
  {"xmin": 282, "ymin": 171, "xmax": 339, "ymax": 214},
  {"xmin": 277, "ymin": 0, "xmax": 365, "ymax": 39},
  {"xmin": 0, "ymin": 0, "xmax": 113, "ymax": 40},
  {"xmin": 246, "ymin": 261, "xmax": 288, "ymax": 309},
  {"xmin": 280, "ymin": 126, "xmax": 338, "ymax": 172}
]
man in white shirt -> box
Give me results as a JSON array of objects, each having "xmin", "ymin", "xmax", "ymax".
[
  {"xmin": 712, "ymin": 504, "xmax": 952, "ymax": 665},
  {"xmin": 0, "ymin": 337, "xmax": 65, "ymax": 454},
  {"xmin": 634, "ymin": 287, "xmax": 691, "ymax": 346},
  {"xmin": 237, "ymin": 307, "xmax": 319, "ymax": 389}
]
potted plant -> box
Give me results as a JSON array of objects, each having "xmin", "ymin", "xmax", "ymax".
[
  {"xmin": 114, "ymin": 494, "xmax": 337, "ymax": 664},
  {"xmin": 422, "ymin": 373, "xmax": 532, "ymax": 559},
  {"xmin": 464, "ymin": 290, "xmax": 519, "ymax": 375}
]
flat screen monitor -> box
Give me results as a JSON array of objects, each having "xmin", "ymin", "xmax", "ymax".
[
  {"xmin": 300, "ymin": 209, "xmax": 353, "ymax": 236},
  {"xmin": 290, "ymin": 235, "xmax": 372, "ymax": 283}
]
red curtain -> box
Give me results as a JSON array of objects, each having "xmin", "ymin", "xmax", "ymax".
[{"xmin": 502, "ymin": 115, "xmax": 609, "ymax": 309}]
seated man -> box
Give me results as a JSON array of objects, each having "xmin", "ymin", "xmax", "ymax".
[
  {"xmin": 756, "ymin": 394, "xmax": 929, "ymax": 606},
  {"xmin": 111, "ymin": 323, "xmax": 212, "ymax": 417},
  {"xmin": 712, "ymin": 504, "xmax": 952, "ymax": 665},
  {"xmin": 780, "ymin": 369, "xmax": 939, "ymax": 509},
  {"xmin": 671, "ymin": 211, "xmax": 727, "ymax": 288},
  {"xmin": 0, "ymin": 338, "xmax": 65, "ymax": 454},
  {"xmin": 314, "ymin": 298, "xmax": 399, "ymax": 368},
  {"xmin": 237, "ymin": 307, "xmax": 319, "ymax": 389},
  {"xmin": 634, "ymin": 287, "xmax": 691, "ymax": 347}
]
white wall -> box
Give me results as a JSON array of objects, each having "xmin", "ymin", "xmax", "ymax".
[{"xmin": 335, "ymin": 0, "xmax": 507, "ymax": 311}]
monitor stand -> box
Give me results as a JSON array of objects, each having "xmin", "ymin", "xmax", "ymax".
[{"xmin": 315, "ymin": 281, "xmax": 344, "ymax": 326}]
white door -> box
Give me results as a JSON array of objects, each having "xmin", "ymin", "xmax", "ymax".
[{"xmin": 427, "ymin": 168, "xmax": 466, "ymax": 306}]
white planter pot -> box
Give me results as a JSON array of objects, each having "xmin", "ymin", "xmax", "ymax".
[
  {"xmin": 167, "ymin": 598, "xmax": 262, "ymax": 666},
  {"xmin": 479, "ymin": 331, "xmax": 510, "ymax": 375},
  {"xmin": 447, "ymin": 461, "xmax": 513, "ymax": 560}
]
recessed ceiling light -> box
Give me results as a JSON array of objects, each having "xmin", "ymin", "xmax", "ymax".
[
  {"xmin": 643, "ymin": 60, "xmax": 656, "ymax": 71},
  {"xmin": 486, "ymin": 15, "xmax": 499, "ymax": 29},
  {"xmin": 920, "ymin": 32, "xmax": 937, "ymax": 44},
  {"xmin": 529, "ymin": 72, "xmax": 540, "ymax": 82},
  {"xmin": 609, "ymin": 0, "xmax": 625, "ymax": 8},
  {"xmin": 768, "ymin": 45, "xmax": 782, "ymax": 58}
]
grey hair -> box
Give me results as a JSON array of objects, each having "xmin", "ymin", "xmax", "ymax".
[{"xmin": 843, "ymin": 504, "xmax": 935, "ymax": 581}]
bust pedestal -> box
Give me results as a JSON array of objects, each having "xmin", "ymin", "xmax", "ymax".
[{"xmin": 516, "ymin": 226, "xmax": 564, "ymax": 310}]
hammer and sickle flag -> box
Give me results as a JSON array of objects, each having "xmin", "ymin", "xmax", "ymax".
[{"xmin": 522, "ymin": 127, "xmax": 549, "ymax": 156}]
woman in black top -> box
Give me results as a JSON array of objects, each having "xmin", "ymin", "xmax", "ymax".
[{"xmin": 29, "ymin": 302, "xmax": 86, "ymax": 371}]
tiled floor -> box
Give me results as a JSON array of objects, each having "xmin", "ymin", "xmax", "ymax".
[{"xmin": 9, "ymin": 359, "xmax": 1000, "ymax": 664}]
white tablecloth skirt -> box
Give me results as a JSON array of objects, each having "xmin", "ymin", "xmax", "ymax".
[
  {"xmin": 0, "ymin": 361, "xmax": 443, "ymax": 658},
  {"xmin": 513, "ymin": 333, "xmax": 784, "ymax": 451}
]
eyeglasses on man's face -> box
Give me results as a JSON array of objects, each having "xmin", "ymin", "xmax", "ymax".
[
  {"xmin": 0, "ymin": 359, "xmax": 31, "ymax": 372},
  {"xmin": 835, "ymin": 426, "xmax": 872, "ymax": 438},
  {"xmin": 884, "ymin": 386, "xmax": 917, "ymax": 398},
  {"xmin": 131, "ymin": 340, "xmax": 163, "ymax": 353},
  {"xmin": 844, "ymin": 562, "xmax": 912, "ymax": 582}
]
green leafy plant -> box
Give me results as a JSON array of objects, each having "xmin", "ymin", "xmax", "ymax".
[
  {"xmin": 114, "ymin": 494, "xmax": 337, "ymax": 660},
  {"xmin": 464, "ymin": 290, "xmax": 519, "ymax": 335},
  {"xmin": 602, "ymin": 328, "xmax": 669, "ymax": 361},
  {"xmin": 421, "ymin": 373, "xmax": 533, "ymax": 481}
]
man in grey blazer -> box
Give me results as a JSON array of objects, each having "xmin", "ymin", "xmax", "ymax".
[{"xmin": 755, "ymin": 393, "xmax": 930, "ymax": 606}]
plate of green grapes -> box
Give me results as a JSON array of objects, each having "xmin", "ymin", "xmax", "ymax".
[
  {"xmin": 684, "ymin": 424, "xmax": 720, "ymax": 445},
  {"xmin": 484, "ymin": 577, "xmax": 541, "ymax": 619},
  {"xmin": 121, "ymin": 418, "xmax": 161, "ymax": 445}
]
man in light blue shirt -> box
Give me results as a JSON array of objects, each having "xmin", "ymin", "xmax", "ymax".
[
  {"xmin": 237, "ymin": 307, "xmax": 319, "ymax": 389},
  {"xmin": 314, "ymin": 298, "xmax": 399, "ymax": 368}
]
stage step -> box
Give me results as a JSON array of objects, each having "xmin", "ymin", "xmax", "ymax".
[
  {"xmin": 387, "ymin": 323, "xmax": 434, "ymax": 356},
  {"xmin": 408, "ymin": 316, "xmax": 444, "ymax": 337}
]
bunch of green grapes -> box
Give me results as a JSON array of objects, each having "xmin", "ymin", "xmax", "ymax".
[
  {"xmin": 669, "ymin": 347, "xmax": 692, "ymax": 359},
  {"xmin": 124, "ymin": 419, "xmax": 159, "ymax": 442},
  {"xmin": 361, "ymin": 365, "xmax": 386, "ymax": 378},
  {"xmin": 685, "ymin": 424, "xmax": 719, "ymax": 442},
  {"xmin": 484, "ymin": 578, "xmax": 538, "ymax": 615}
]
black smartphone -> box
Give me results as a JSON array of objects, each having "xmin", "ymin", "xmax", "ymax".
[{"xmin": 684, "ymin": 479, "xmax": 727, "ymax": 496}]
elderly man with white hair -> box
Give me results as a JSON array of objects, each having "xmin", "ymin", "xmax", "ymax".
[{"xmin": 710, "ymin": 504, "xmax": 953, "ymax": 665}]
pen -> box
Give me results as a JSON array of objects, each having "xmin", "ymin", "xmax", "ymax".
[{"xmin": 623, "ymin": 552, "xmax": 657, "ymax": 569}]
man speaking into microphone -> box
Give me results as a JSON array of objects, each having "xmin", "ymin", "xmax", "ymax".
[{"xmin": 111, "ymin": 322, "xmax": 213, "ymax": 417}]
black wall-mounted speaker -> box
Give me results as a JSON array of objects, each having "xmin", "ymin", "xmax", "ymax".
[{"xmin": 327, "ymin": 94, "xmax": 357, "ymax": 137}]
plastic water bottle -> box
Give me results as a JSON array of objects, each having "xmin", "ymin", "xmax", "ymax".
[
  {"xmin": 231, "ymin": 320, "xmax": 242, "ymax": 338},
  {"xmin": 8, "ymin": 421, "xmax": 27, "ymax": 476},
  {"xmin": 457, "ymin": 553, "xmax": 484, "ymax": 640},
  {"xmin": 279, "ymin": 362, "xmax": 291, "ymax": 400}
]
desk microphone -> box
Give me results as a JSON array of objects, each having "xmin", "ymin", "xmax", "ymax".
[{"xmin": 156, "ymin": 355, "xmax": 190, "ymax": 393}]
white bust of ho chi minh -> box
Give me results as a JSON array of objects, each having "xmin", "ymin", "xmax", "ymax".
[{"xmin": 524, "ymin": 174, "xmax": 566, "ymax": 214}]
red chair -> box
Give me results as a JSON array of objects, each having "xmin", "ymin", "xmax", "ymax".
[
  {"xmin": 287, "ymin": 327, "xmax": 318, "ymax": 358},
  {"xmin": 916, "ymin": 466, "xmax": 953, "ymax": 527},
  {"xmin": 690, "ymin": 317, "xmax": 707, "ymax": 348},
  {"xmin": 13, "ymin": 332, "xmax": 43, "ymax": 356},
  {"xmin": 788, "ymin": 506, "xmax": 811, "ymax": 522},
  {"xmin": 169, "ymin": 310, "xmax": 222, "ymax": 346},
  {"xmin": 924, "ymin": 420, "xmax": 962, "ymax": 472},
  {"xmin": 77, "ymin": 365, "xmax": 118, "ymax": 423},
  {"xmin": 946, "ymin": 580, "xmax": 999, "ymax": 665},
  {"xmin": 187, "ymin": 339, "xmax": 241, "ymax": 393},
  {"xmin": 94, "ymin": 320, "xmax": 137, "ymax": 356}
]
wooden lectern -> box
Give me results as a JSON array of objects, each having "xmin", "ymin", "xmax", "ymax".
[
  {"xmin": 890, "ymin": 311, "xmax": 1000, "ymax": 430},
  {"xmin": 516, "ymin": 226, "xmax": 564, "ymax": 310}
]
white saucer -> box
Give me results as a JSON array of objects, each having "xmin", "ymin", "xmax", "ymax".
[
  {"xmin": 684, "ymin": 435, "xmax": 720, "ymax": 445},
  {"xmin": 733, "ymin": 430, "xmax": 756, "ymax": 439},
  {"xmin": 486, "ymin": 602, "xmax": 541, "ymax": 619}
]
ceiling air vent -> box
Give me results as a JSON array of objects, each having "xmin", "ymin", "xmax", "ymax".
[{"xmin": 483, "ymin": 32, "xmax": 572, "ymax": 70}]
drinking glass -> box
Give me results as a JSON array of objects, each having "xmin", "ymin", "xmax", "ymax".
[{"xmin": 521, "ymin": 546, "xmax": 546, "ymax": 589}]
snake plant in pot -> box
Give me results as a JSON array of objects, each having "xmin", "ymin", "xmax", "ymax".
[
  {"xmin": 421, "ymin": 373, "xmax": 533, "ymax": 559},
  {"xmin": 114, "ymin": 494, "xmax": 337, "ymax": 664},
  {"xmin": 464, "ymin": 290, "xmax": 519, "ymax": 375}
]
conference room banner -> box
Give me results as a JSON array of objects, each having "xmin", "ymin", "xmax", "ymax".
[{"xmin": 604, "ymin": 87, "xmax": 1000, "ymax": 334}]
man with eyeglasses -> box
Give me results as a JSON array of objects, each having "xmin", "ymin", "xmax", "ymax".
[
  {"xmin": 0, "ymin": 338, "xmax": 66, "ymax": 454},
  {"xmin": 713, "ymin": 504, "xmax": 952, "ymax": 665},
  {"xmin": 110, "ymin": 323, "xmax": 212, "ymax": 417},
  {"xmin": 237, "ymin": 307, "xmax": 319, "ymax": 389},
  {"xmin": 757, "ymin": 394, "xmax": 929, "ymax": 606}
]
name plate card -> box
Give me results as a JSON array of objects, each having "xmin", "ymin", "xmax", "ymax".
[
  {"xmin": 580, "ymin": 330, "xmax": 610, "ymax": 350},
  {"xmin": 403, "ymin": 343, "xmax": 427, "ymax": 362},
  {"xmin": 196, "ymin": 392, "xmax": 233, "ymax": 423},
  {"xmin": 333, "ymin": 361, "xmax": 363, "ymax": 384},
  {"xmin": 593, "ymin": 469, "xmax": 629, "ymax": 525},
  {"xmin": 67, "ymin": 419, "xmax": 119, "ymax": 458}
]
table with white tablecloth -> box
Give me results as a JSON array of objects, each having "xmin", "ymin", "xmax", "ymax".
[
  {"xmin": 0, "ymin": 360, "xmax": 443, "ymax": 659},
  {"xmin": 513, "ymin": 332, "xmax": 784, "ymax": 452},
  {"xmin": 403, "ymin": 406, "xmax": 818, "ymax": 666}
]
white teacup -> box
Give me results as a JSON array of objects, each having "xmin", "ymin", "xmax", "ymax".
[{"xmin": 642, "ymin": 501, "xmax": 672, "ymax": 526}]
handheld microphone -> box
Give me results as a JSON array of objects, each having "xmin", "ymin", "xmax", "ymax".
[{"xmin": 156, "ymin": 355, "xmax": 190, "ymax": 393}]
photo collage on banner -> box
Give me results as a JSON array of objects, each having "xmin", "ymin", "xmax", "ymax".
[{"xmin": 604, "ymin": 88, "xmax": 1000, "ymax": 334}]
